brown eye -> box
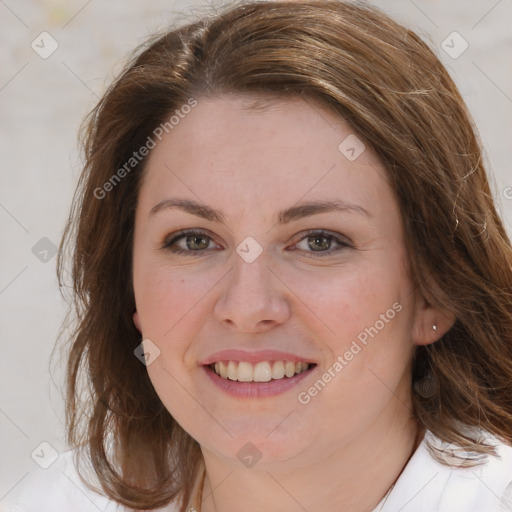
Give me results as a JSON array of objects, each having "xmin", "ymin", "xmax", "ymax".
[
  {"xmin": 306, "ymin": 234, "xmax": 333, "ymax": 252},
  {"xmin": 183, "ymin": 234, "xmax": 210, "ymax": 251},
  {"xmin": 291, "ymin": 230, "xmax": 351, "ymax": 258},
  {"xmin": 162, "ymin": 229, "xmax": 220, "ymax": 256}
]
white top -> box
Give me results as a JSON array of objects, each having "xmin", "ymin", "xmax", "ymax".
[{"xmin": 2, "ymin": 430, "xmax": 512, "ymax": 512}]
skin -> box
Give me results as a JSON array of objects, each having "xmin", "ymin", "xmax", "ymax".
[{"xmin": 132, "ymin": 94, "xmax": 452, "ymax": 512}]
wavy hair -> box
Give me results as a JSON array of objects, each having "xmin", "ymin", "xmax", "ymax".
[{"xmin": 56, "ymin": 0, "xmax": 512, "ymax": 509}]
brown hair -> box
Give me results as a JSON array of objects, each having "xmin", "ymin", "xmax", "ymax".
[{"xmin": 56, "ymin": 0, "xmax": 512, "ymax": 509}]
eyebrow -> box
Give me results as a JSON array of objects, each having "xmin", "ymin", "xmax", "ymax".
[{"xmin": 149, "ymin": 198, "xmax": 370, "ymax": 224}]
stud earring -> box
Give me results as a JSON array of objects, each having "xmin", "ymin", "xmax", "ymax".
[{"xmin": 432, "ymin": 324, "xmax": 437, "ymax": 332}]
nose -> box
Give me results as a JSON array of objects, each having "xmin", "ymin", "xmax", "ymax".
[{"xmin": 213, "ymin": 253, "xmax": 290, "ymax": 333}]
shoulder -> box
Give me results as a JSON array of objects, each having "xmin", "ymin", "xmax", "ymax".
[
  {"xmin": 377, "ymin": 429, "xmax": 512, "ymax": 512},
  {"xmin": 0, "ymin": 449, "xmax": 118, "ymax": 512},
  {"xmin": 0, "ymin": 449, "xmax": 180, "ymax": 512}
]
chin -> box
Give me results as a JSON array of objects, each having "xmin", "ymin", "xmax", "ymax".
[{"xmin": 198, "ymin": 417, "xmax": 315, "ymax": 467}]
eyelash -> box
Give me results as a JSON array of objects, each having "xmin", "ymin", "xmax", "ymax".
[{"xmin": 161, "ymin": 228, "xmax": 351, "ymax": 258}]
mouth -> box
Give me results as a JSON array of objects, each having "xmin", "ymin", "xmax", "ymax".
[
  {"xmin": 207, "ymin": 360, "xmax": 315, "ymax": 382},
  {"xmin": 202, "ymin": 359, "xmax": 317, "ymax": 398}
]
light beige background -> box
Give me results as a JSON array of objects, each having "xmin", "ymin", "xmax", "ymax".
[{"xmin": 1, "ymin": 0, "xmax": 511, "ymax": 501}]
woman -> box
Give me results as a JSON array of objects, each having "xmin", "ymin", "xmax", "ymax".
[{"xmin": 4, "ymin": 1, "xmax": 512, "ymax": 511}]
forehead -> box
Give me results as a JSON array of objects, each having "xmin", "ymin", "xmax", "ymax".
[{"xmin": 138, "ymin": 94, "xmax": 391, "ymax": 218}]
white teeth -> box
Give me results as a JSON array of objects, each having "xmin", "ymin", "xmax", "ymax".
[
  {"xmin": 285, "ymin": 361, "xmax": 296, "ymax": 378},
  {"xmin": 218, "ymin": 361, "xmax": 228, "ymax": 378},
  {"xmin": 227, "ymin": 361, "xmax": 238, "ymax": 381},
  {"xmin": 211, "ymin": 360, "xmax": 311, "ymax": 381},
  {"xmin": 271, "ymin": 361, "xmax": 285, "ymax": 379},
  {"xmin": 253, "ymin": 362, "xmax": 272, "ymax": 382},
  {"xmin": 237, "ymin": 361, "xmax": 253, "ymax": 382}
]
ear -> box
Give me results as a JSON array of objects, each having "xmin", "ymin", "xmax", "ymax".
[
  {"xmin": 412, "ymin": 294, "xmax": 455, "ymax": 346},
  {"xmin": 133, "ymin": 310, "xmax": 142, "ymax": 333}
]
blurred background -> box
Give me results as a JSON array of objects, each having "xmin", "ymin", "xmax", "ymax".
[{"xmin": 1, "ymin": 0, "xmax": 511, "ymax": 501}]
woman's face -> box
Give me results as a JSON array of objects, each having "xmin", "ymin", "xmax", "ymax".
[{"xmin": 132, "ymin": 94, "xmax": 430, "ymax": 469}]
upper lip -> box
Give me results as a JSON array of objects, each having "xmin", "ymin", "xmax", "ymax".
[{"xmin": 200, "ymin": 349, "xmax": 317, "ymax": 366}]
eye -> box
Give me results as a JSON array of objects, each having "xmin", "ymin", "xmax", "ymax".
[
  {"xmin": 290, "ymin": 229, "xmax": 351, "ymax": 258},
  {"xmin": 161, "ymin": 228, "xmax": 351, "ymax": 258},
  {"xmin": 162, "ymin": 229, "xmax": 220, "ymax": 256}
]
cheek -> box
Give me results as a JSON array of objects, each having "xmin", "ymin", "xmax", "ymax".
[
  {"xmin": 335, "ymin": 267, "xmax": 413, "ymax": 372},
  {"xmin": 133, "ymin": 259, "xmax": 233, "ymax": 387},
  {"xmin": 293, "ymin": 269, "xmax": 413, "ymax": 440},
  {"xmin": 285, "ymin": 260, "xmax": 409, "ymax": 345},
  {"xmin": 289, "ymin": 257, "xmax": 414, "ymax": 396},
  {"xmin": 134, "ymin": 265, "xmax": 217, "ymax": 424},
  {"xmin": 134, "ymin": 261, "xmax": 215, "ymax": 339}
]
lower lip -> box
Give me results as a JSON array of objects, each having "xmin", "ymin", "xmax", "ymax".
[{"xmin": 202, "ymin": 365, "xmax": 316, "ymax": 398}]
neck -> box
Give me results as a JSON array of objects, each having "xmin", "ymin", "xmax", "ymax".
[{"xmin": 196, "ymin": 411, "xmax": 421, "ymax": 512}]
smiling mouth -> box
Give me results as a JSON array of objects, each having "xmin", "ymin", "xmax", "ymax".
[{"xmin": 207, "ymin": 360, "xmax": 316, "ymax": 382}]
